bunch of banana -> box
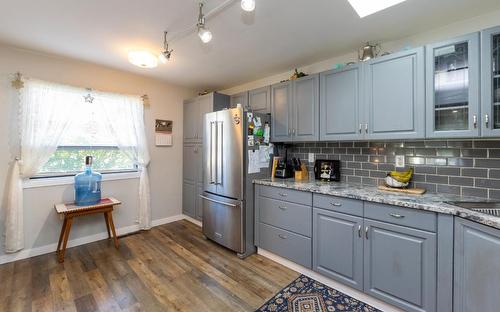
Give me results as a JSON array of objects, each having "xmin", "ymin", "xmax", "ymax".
[{"xmin": 385, "ymin": 168, "xmax": 413, "ymax": 188}]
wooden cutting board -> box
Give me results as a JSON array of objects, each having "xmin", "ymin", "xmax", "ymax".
[{"xmin": 378, "ymin": 185, "xmax": 426, "ymax": 195}]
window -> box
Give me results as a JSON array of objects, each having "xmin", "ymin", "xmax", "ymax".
[{"xmin": 37, "ymin": 101, "xmax": 136, "ymax": 176}]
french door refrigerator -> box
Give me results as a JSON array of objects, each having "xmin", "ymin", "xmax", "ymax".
[{"xmin": 201, "ymin": 107, "xmax": 270, "ymax": 258}]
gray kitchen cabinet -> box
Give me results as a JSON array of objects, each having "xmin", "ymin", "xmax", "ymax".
[
  {"xmin": 182, "ymin": 144, "xmax": 202, "ymax": 219},
  {"xmin": 426, "ymin": 33, "xmax": 481, "ymax": 138},
  {"xmin": 230, "ymin": 91, "xmax": 248, "ymax": 109},
  {"xmin": 183, "ymin": 92, "xmax": 230, "ymax": 143},
  {"xmin": 454, "ymin": 218, "xmax": 500, "ymax": 312},
  {"xmin": 249, "ymin": 86, "xmax": 271, "ymax": 113},
  {"xmin": 365, "ymin": 47, "xmax": 425, "ymax": 140},
  {"xmin": 271, "ymin": 75, "xmax": 319, "ymax": 142},
  {"xmin": 313, "ymin": 208, "xmax": 364, "ymax": 290},
  {"xmin": 271, "ymin": 81, "xmax": 293, "ymax": 142},
  {"xmin": 182, "ymin": 181, "xmax": 196, "ymax": 217},
  {"xmin": 293, "ymin": 74, "xmax": 320, "ymax": 142},
  {"xmin": 183, "ymin": 98, "xmax": 198, "ymax": 143},
  {"xmin": 481, "ymin": 26, "xmax": 500, "ymax": 136},
  {"xmin": 320, "ymin": 64, "xmax": 363, "ymax": 141},
  {"xmin": 364, "ymin": 219, "xmax": 437, "ymax": 312}
]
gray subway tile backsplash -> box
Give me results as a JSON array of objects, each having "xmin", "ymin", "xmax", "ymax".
[{"xmin": 287, "ymin": 139, "xmax": 500, "ymax": 199}]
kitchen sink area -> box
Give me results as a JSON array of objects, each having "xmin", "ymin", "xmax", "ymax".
[{"xmin": 446, "ymin": 201, "xmax": 500, "ymax": 217}]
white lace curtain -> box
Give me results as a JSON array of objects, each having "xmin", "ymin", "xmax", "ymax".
[{"xmin": 4, "ymin": 78, "xmax": 151, "ymax": 253}]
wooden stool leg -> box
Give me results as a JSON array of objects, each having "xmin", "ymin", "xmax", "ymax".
[
  {"xmin": 107, "ymin": 211, "xmax": 119, "ymax": 249},
  {"xmin": 56, "ymin": 217, "xmax": 68, "ymax": 255},
  {"xmin": 58, "ymin": 217, "xmax": 73, "ymax": 263},
  {"xmin": 104, "ymin": 213, "xmax": 111, "ymax": 238}
]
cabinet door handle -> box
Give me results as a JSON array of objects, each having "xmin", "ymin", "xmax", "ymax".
[
  {"xmin": 278, "ymin": 206, "xmax": 287, "ymax": 210},
  {"xmin": 473, "ymin": 115, "xmax": 478, "ymax": 129},
  {"xmin": 485, "ymin": 114, "xmax": 490, "ymax": 128},
  {"xmin": 358, "ymin": 225, "xmax": 362, "ymax": 238},
  {"xmin": 292, "ymin": 128, "xmax": 296, "ymax": 135},
  {"xmin": 365, "ymin": 123, "xmax": 368, "ymax": 134},
  {"xmin": 365, "ymin": 226, "xmax": 369, "ymax": 239},
  {"xmin": 358, "ymin": 124, "xmax": 362, "ymax": 133},
  {"xmin": 278, "ymin": 234, "xmax": 287, "ymax": 239},
  {"xmin": 389, "ymin": 213, "xmax": 405, "ymax": 219},
  {"xmin": 330, "ymin": 202, "xmax": 342, "ymax": 207},
  {"xmin": 278, "ymin": 193, "xmax": 287, "ymax": 197}
]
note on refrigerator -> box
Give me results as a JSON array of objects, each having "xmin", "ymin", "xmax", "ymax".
[
  {"xmin": 258, "ymin": 145, "xmax": 271, "ymax": 168},
  {"xmin": 248, "ymin": 150, "xmax": 260, "ymax": 174}
]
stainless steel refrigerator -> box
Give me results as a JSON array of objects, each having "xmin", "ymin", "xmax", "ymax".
[{"xmin": 201, "ymin": 107, "xmax": 270, "ymax": 258}]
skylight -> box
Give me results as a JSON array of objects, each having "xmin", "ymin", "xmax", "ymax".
[{"xmin": 348, "ymin": 0, "xmax": 408, "ymax": 18}]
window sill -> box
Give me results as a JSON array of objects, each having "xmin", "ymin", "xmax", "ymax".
[{"xmin": 23, "ymin": 171, "xmax": 140, "ymax": 189}]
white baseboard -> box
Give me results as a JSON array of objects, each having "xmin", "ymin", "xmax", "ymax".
[
  {"xmin": 182, "ymin": 214, "xmax": 202, "ymax": 227},
  {"xmin": 257, "ymin": 248, "xmax": 403, "ymax": 312},
  {"xmin": 0, "ymin": 214, "xmax": 187, "ymax": 265}
]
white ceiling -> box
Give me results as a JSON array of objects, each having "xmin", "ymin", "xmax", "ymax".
[{"xmin": 1, "ymin": 0, "xmax": 500, "ymax": 90}]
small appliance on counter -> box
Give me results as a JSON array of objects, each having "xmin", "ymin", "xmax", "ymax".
[
  {"xmin": 274, "ymin": 158, "xmax": 293, "ymax": 179},
  {"xmin": 314, "ymin": 159, "xmax": 340, "ymax": 181}
]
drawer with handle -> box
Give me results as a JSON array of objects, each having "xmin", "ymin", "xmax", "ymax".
[
  {"xmin": 258, "ymin": 222, "xmax": 312, "ymax": 268},
  {"xmin": 313, "ymin": 194, "xmax": 363, "ymax": 217},
  {"xmin": 259, "ymin": 196, "xmax": 312, "ymax": 237},
  {"xmin": 364, "ymin": 202, "xmax": 437, "ymax": 232},
  {"xmin": 258, "ymin": 185, "xmax": 312, "ymax": 206}
]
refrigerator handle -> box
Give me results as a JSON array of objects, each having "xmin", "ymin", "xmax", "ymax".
[
  {"xmin": 216, "ymin": 121, "xmax": 223, "ymax": 185},
  {"xmin": 210, "ymin": 121, "xmax": 217, "ymax": 184}
]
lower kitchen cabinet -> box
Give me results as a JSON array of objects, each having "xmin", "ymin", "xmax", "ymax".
[
  {"xmin": 454, "ymin": 218, "xmax": 500, "ymax": 312},
  {"xmin": 255, "ymin": 185, "xmax": 454, "ymax": 312},
  {"xmin": 364, "ymin": 219, "xmax": 437, "ymax": 312},
  {"xmin": 313, "ymin": 209, "xmax": 363, "ymax": 290},
  {"xmin": 182, "ymin": 181, "xmax": 196, "ymax": 217}
]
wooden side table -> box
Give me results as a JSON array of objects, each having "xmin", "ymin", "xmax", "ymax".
[{"xmin": 54, "ymin": 197, "xmax": 121, "ymax": 263}]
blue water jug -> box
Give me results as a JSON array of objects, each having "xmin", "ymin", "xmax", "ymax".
[{"xmin": 74, "ymin": 156, "xmax": 102, "ymax": 206}]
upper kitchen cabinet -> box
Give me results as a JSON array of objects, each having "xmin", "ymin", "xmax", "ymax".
[
  {"xmin": 293, "ymin": 74, "xmax": 320, "ymax": 142},
  {"xmin": 249, "ymin": 86, "xmax": 271, "ymax": 113},
  {"xmin": 271, "ymin": 81, "xmax": 293, "ymax": 142},
  {"xmin": 230, "ymin": 91, "xmax": 248, "ymax": 109},
  {"xmin": 481, "ymin": 26, "xmax": 500, "ymax": 137},
  {"xmin": 271, "ymin": 75, "xmax": 319, "ymax": 142},
  {"xmin": 183, "ymin": 92, "xmax": 230, "ymax": 143},
  {"xmin": 320, "ymin": 64, "xmax": 363, "ymax": 141},
  {"xmin": 426, "ymin": 33, "xmax": 480, "ymax": 138},
  {"xmin": 364, "ymin": 47, "xmax": 425, "ymax": 140}
]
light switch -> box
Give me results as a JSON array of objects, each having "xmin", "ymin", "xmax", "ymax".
[{"xmin": 308, "ymin": 153, "xmax": 315, "ymax": 163}]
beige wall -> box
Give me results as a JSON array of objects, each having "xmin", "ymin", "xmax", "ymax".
[
  {"xmin": 222, "ymin": 9, "xmax": 500, "ymax": 95},
  {"xmin": 0, "ymin": 44, "xmax": 195, "ymax": 259}
]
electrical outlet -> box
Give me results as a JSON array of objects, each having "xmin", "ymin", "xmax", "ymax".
[
  {"xmin": 308, "ymin": 153, "xmax": 315, "ymax": 163},
  {"xmin": 395, "ymin": 155, "xmax": 405, "ymax": 168}
]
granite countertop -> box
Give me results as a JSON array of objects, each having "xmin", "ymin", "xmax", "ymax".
[{"xmin": 253, "ymin": 178, "xmax": 500, "ymax": 230}]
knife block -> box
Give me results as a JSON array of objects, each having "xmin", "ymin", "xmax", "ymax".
[{"xmin": 294, "ymin": 164, "xmax": 309, "ymax": 181}]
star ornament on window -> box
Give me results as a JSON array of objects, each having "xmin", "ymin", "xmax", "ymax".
[{"xmin": 84, "ymin": 93, "xmax": 94, "ymax": 103}]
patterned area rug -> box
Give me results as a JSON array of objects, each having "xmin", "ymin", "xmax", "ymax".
[{"xmin": 256, "ymin": 275, "xmax": 381, "ymax": 312}]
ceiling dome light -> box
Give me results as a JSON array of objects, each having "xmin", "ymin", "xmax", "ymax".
[
  {"xmin": 241, "ymin": 0, "xmax": 255, "ymax": 12},
  {"xmin": 128, "ymin": 50, "xmax": 158, "ymax": 68},
  {"xmin": 198, "ymin": 27, "xmax": 213, "ymax": 43}
]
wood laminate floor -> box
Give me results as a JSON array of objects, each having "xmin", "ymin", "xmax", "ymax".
[{"xmin": 0, "ymin": 220, "xmax": 298, "ymax": 312}]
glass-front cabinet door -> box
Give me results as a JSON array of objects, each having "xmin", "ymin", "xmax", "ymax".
[
  {"xmin": 482, "ymin": 26, "xmax": 500, "ymax": 137},
  {"xmin": 426, "ymin": 33, "xmax": 480, "ymax": 138}
]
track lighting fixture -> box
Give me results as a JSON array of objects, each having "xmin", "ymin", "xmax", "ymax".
[
  {"xmin": 159, "ymin": 31, "xmax": 173, "ymax": 63},
  {"xmin": 241, "ymin": 0, "xmax": 256, "ymax": 12},
  {"xmin": 197, "ymin": 2, "xmax": 212, "ymax": 43}
]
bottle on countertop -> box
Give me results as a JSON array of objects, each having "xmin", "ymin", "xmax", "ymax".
[{"xmin": 74, "ymin": 156, "xmax": 102, "ymax": 206}]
